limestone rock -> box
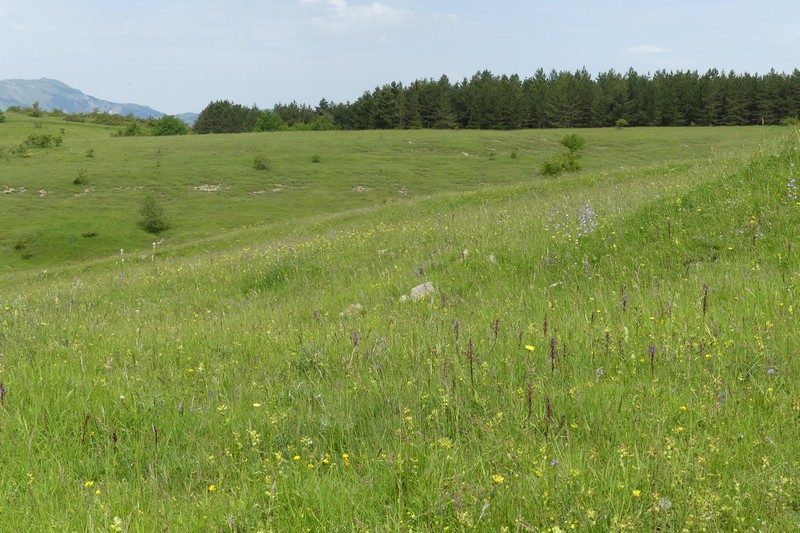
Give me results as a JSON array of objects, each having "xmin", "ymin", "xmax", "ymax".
[{"xmin": 410, "ymin": 282, "xmax": 435, "ymax": 302}]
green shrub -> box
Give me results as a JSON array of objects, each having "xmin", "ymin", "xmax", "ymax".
[
  {"xmin": 254, "ymin": 155, "xmax": 271, "ymax": 170},
  {"xmin": 311, "ymin": 154, "xmax": 321, "ymax": 163},
  {"xmin": 255, "ymin": 110, "xmax": 285, "ymax": 132},
  {"xmin": 615, "ymin": 118, "xmax": 629, "ymax": 129},
  {"xmin": 140, "ymin": 193, "xmax": 171, "ymax": 234},
  {"xmin": 540, "ymin": 152, "xmax": 580, "ymax": 176},
  {"xmin": 73, "ymin": 169, "xmax": 88, "ymax": 185},
  {"xmin": 560, "ymin": 133, "xmax": 586, "ymax": 153},
  {"xmin": 91, "ymin": 112, "xmax": 127, "ymax": 126},
  {"xmin": 152, "ymin": 115, "xmax": 189, "ymax": 136},
  {"xmin": 540, "ymin": 134, "xmax": 586, "ymax": 175},
  {"xmin": 22, "ymin": 133, "xmax": 62, "ymax": 148},
  {"xmin": 13, "ymin": 237, "xmax": 33, "ymax": 259},
  {"xmin": 123, "ymin": 122, "xmax": 143, "ymax": 136}
]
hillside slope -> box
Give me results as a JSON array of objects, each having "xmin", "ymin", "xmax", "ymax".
[
  {"xmin": 0, "ymin": 125, "xmax": 798, "ymax": 530},
  {"xmin": 0, "ymin": 78, "xmax": 164, "ymax": 118},
  {"xmin": 0, "ymin": 110, "xmax": 785, "ymax": 274}
]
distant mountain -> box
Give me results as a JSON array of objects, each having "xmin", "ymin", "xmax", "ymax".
[
  {"xmin": 0, "ymin": 78, "xmax": 177, "ymax": 120},
  {"xmin": 175, "ymin": 112, "xmax": 199, "ymax": 127}
]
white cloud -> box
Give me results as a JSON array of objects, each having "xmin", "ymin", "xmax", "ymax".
[
  {"xmin": 430, "ymin": 12, "xmax": 461, "ymax": 26},
  {"xmin": 623, "ymin": 45, "xmax": 666, "ymax": 56},
  {"xmin": 300, "ymin": 0, "xmax": 415, "ymax": 36}
]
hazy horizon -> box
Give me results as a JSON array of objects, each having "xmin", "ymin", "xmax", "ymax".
[{"xmin": 3, "ymin": 0, "xmax": 799, "ymax": 114}]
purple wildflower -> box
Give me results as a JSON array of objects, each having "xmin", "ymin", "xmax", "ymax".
[
  {"xmin": 576, "ymin": 200, "xmax": 597, "ymax": 237},
  {"xmin": 788, "ymin": 173, "xmax": 798, "ymax": 201},
  {"xmin": 649, "ymin": 344, "xmax": 656, "ymax": 372}
]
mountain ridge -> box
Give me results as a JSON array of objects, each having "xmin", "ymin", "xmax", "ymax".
[{"xmin": 0, "ymin": 78, "xmax": 195, "ymax": 123}]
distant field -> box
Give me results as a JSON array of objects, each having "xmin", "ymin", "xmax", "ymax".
[
  {"xmin": 0, "ymin": 111, "xmax": 784, "ymax": 272},
  {"xmin": 1, "ymin": 111, "xmax": 798, "ymax": 530}
]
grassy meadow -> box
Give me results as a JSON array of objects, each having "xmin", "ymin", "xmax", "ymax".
[
  {"xmin": 1, "ymin": 111, "xmax": 799, "ymax": 531},
  {"xmin": 0, "ymin": 111, "xmax": 781, "ymax": 272}
]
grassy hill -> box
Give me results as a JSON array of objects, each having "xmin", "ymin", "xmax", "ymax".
[
  {"xmin": 0, "ymin": 111, "xmax": 799, "ymax": 530},
  {"xmin": 0, "ymin": 111, "xmax": 782, "ymax": 273},
  {"xmin": 0, "ymin": 78, "xmax": 164, "ymax": 118}
]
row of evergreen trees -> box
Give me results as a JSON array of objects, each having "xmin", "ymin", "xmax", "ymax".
[{"xmin": 195, "ymin": 68, "xmax": 800, "ymax": 133}]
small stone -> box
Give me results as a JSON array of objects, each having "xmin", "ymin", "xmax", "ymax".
[
  {"xmin": 339, "ymin": 303, "xmax": 363, "ymax": 317},
  {"xmin": 410, "ymin": 282, "xmax": 435, "ymax": 301}
]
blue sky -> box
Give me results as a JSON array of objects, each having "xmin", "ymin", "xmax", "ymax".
[{"xmin": 3, "ymin": 0, "xmax": 799, "ymax": 114}]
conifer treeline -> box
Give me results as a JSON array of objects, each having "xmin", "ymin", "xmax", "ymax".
[{"xmin": 273, "ymin": 68, "xmax": 800, "ymax": 130}]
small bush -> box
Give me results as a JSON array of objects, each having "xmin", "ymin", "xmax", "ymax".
[
  {"xmin": 0, "ymin": 110, "xmax": 6, "ymax": 123},
  {"xmin": 13, "ymin": 237, "xmax": 33, "ymax": 259},
  {"xmin": 560, "ymin": 133, "xmax": 586, "ymax": 153},
  {"xmin": 254, "ymin": 155, "xmax": 271, "ymax": 170},
  {"xmin": 615, "ymin": 118, "xmax": 629, "ymax": 129},
  {"xmin": 152, "ymin": 115, "xmax": 189, "ymax": 136},
  {"xmin": 779, "ymin": 116, "xmax": 800, "ymax": 127},
  {"xmin": 140, "ymin": 193, "xmax": 171, "ymax": 234},
  {"xmin": 540, "ymin": 153, "xmax": 581, "ymax": 176},
  {"xmin": 311, "ymin": 154, "xmax": 321, "ymax": 163},
  {"xmin": 254, "ymin": 110, "xmax": 285, "ymax": 132},
  {"xmin": 85, "ymin": 148, "xmax": 94, "ymax": 158},
  {"xmin": 22, "ymin": 133, "xmax": 62, "ymax": 148},
  {"xmin": 73, "ymin": 169, "xmax": 88, "ymax": 185},
  {"xmin": 510, "ymin": 147, "xmax": 519, "ymax": 159},
  {"xmin": 92, "ymin": 112, "xmax": 127, "ymax": 126},
  {"xmin": 123, "ymin": 122, "xmax": 143, "ymax": 136}
]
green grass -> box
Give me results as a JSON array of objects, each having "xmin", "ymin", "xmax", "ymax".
[
  {"xmin": 0, "ymin": 110, "xmax": 783, "ymax": 272},
  {"xmin": 1, "ymin": 111, "xmax": 799, "ymax": 531}
]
